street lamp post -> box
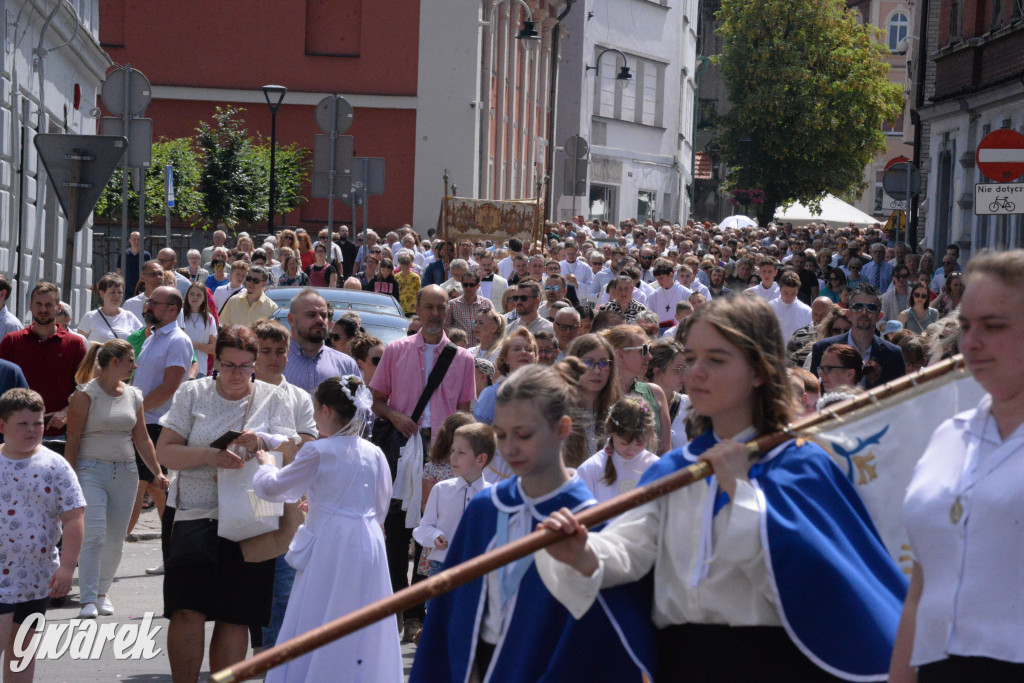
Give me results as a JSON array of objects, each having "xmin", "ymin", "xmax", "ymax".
[{"xmin": 262, "ymin": 84, "xmax": 287, "ymax": 233}]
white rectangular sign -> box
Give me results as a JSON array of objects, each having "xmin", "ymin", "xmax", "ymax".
[{"xmin": 975, "ymin": 183, "xmax": 1024, "ymax": 215}]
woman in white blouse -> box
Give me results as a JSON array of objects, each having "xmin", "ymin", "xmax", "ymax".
[
  {"xmin": 178, "ymin": 283, "xmax": 218, "ymax": 378},
  {"xmin": 157, "ymin": 325, "xmax": 296, "ymax": 680},
  {"xmin": 76, "ymin": 273, "xmax": 143, "ymax": 342},
  {"xmin": 891, "ymin": 249, "xmax": 1024, "ymax": 682}
]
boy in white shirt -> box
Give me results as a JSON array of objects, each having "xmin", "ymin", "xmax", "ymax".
[
  {"xmin": 0, "ymin": 388, "xmax": 86, "ymax": 681},
  {"xmin": 414, "ymin": 423, "xmax": 495, "ymax": 575}
]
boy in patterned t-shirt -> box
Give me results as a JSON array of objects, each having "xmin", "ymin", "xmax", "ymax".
[{"xmin": 0, "ymin": 388, "xmax": 85, "ymax": 680}]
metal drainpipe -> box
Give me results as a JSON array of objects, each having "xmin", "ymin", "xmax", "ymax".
[
  {"xmin": 26, "ymin": 0, "xmax": 64, "ymax": 291},
  {"xmin": 689, "ymin": 56, "xmax": 711, "ymax": 220},
  {"xmin": 543, "ymin": 0, "xmax": 576, "ymax": 222},
  {"xmin": 909, "ymin": 0, "xmax": 930, "ymax": 249}
]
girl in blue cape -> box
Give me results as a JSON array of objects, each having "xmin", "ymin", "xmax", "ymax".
[
  {"xmin": 537, "ymin": 294, "xmax": 908, "ymax": 681},
  {"xmin": 410, "ymin": 362, "xmax": 655, "ymax": 683}
]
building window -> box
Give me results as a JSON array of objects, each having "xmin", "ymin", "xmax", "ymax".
[
  {"xmin": 874, "ymin": 185, "xmax": 884, "ymax": 213},
  {"xmin": 991, "ymin": 0, "xmax": 1004, "ymax": 28},
  {"xmin": 949, "ymin": 0, "xmax": 962, "ymax": 40},
  {"xmin": 637, "ymin": 190, "xmax": 657, "ymax": 223},
  {"xmin": 590, "ymin": 184, "xmax": 618, "ymax": 222},
  {"xmin": 593, "ymin": 50, "xmax": 665, "ymax": 127},
  {"xmin": 888, "ymin": 12, "xmax": 909, "ymax": 52}
]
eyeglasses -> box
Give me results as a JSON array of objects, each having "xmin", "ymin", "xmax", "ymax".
[
  {"xmin": 554, "ymin": 322, "xmax": 581, "ymax": 333},
  {"xmin": 370, "ymin": 248, "xmax": 382, "ymax": 254},
  {"xmin": 817, "ymin": 365, "xmax": 848, "ymax": 375},
  {"xmin": 219, "ymin": 361, "xmax": 255, "ymax": 373},
  {"xmin": 330, "ymin": 333, "xmax": 346, "ymax": 343},
  {"xmin": 544, "ymin": 285, "xmax": 562, "ymax": 293},
  {"xmin": 146, "ymin": 299, "xmax": 173, "ymax": 308},
  {"xmin": 462, "ymin": 281, "xmax": 479, "ymax": 288},
  {"xmin": 369, "ymin": 356, "xmax": 382, "ymax": 366},
  {"xmin": 509, "ymin": 295, "xmax": 535, "ymax": 303},
  {"xmin": 912, "ymin": 293, "xmax": 928, "ymax": 299},
  {"xmin": 244, "ymin": 276, "xmax": 264, "ymax": 284},
  {"xmin": 895, "ymin": 273, "xmax": 909, "ymax": 279},
  {"xmin": 849, "ymin": 302, "xmax": 880, "ymax": 313},
  {"xmin": 622, "ymin": 344, "xmax": 651, "ymax": 357},
  {"xmin": 581, "ymin": 359, "xmax": 612, "ymax": 371}
]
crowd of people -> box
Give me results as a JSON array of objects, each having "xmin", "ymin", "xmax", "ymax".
[{"xmin": 0, "ymin": 212, "xmax": 1020, "ymax": 683}]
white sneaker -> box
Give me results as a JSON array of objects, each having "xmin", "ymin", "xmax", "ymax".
[
  {"xmin": 98, "ymin": 596, "xmax": 114, "ymax": 616},
  {"xmin": 79, "ymin": 603, "xmax": 98, "ymax": 619},
  {"xmin": 145, "ymin": 562, "xmax": 164, "ymax": 575}
]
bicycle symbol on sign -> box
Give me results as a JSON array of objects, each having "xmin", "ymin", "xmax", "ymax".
[{"xmin": 989, "ymin": 196, "xmax": 1016, "ymax": 212}]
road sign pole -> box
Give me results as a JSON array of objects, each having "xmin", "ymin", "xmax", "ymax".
[
  {"xmin": 165, "ymin": 163, "xmax": 173, "ymax": 244},
  {"xmin": 327, "ymin": 96, "xmax": 338, "ymax": 232},
  {"xmin": 362, "ymin": 158, "xmax": 369, "ymax": 253},
  {"xmin": 120, "ymin": 64, "xmax": 132, "ymax": 266}
]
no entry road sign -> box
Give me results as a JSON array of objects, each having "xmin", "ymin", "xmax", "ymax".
[{"xmin": 976, "ymin": 129, "xmax": 1024, "ymax": 183}]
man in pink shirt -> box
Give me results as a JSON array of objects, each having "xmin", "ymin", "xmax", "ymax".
[{"xmin": 369, "ymin": 284, "xmax": 475, "ymax": 640}]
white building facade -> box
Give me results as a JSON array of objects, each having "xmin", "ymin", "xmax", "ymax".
[
  {"xmin": 552, "ymin": 0, "xmax": 699, "ymax": 225},
  {"xmin": 1, "ymin": 0, "xmax": 110, "ymax": 322}
]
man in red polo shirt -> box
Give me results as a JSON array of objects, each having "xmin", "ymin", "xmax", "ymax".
[{"xmin": 0, "ymin": 281, "xmax": 87, "ymax": 439}]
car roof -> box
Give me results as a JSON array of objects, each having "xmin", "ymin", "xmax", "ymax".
[{"xmin": 264, "ymin": 287, "xmax": 404, "ymax": 317}]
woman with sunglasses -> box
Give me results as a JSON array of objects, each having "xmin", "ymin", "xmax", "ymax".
[
  {"xmin": 821, "ymin": 268, "xmax": 847, "ymax": 303},
  {"xmin": 899, "ymin": 282, "xmax": 939, "ymax": 335},
  {"xmin": 205, "ymin": 254, "xmax": 231, "ymax": 292},
  {"xmin": 817, "ymin": 343, "xmax": 863, "ymax": 393},
  {"xmin": 350, "ymin": 334, "xmax": 384, "ymax": 386},
  {"xmin": 602, "ymin": 325, "xmax": 672, "ymax": 455},
  {"xmin": 935, "ymin": 271, "xmax": 965, "ymax": 318}
]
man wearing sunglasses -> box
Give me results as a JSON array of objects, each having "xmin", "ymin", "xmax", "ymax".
[
  {"xmin": 219, "ymin": 265, "xmax": 278, "ymax": 327},
  {"xmin": 443, "ymin": 271, "xmax": 493, "ymax": 346},
  {"xmin": 506, "ymin": 280, "xmax": 554, "ymax": 336},
  {"xmin": 809, "ymin": 284, "xmax": 905, "ymax": 387}
]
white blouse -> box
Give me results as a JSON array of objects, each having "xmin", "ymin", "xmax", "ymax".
[
  {"xmin": 535, "ymin": 430, "xmax": 780, "ymax": 629},
  {"xmin": 160, "ymin": 378, "xmax": 297, "ymax": 521},
  {"xmin": 77, "ymin": 308, "xmax": 143, "ymax": 343},
  {"xmin": 903, "ymin": 394, "xmax": 1024, "ymax": 666},
  {"xmin": 576, "ymin": 448, "xmax": 659, "ymax": 503},
  {"xmin": 177, "ymin": 312, "xmax": 217, "ymax": 374}
]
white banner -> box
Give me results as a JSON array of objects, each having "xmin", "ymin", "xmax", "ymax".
[{"xmin": 804, "ymin": 370, "xmax": 986, "ymax": 575}]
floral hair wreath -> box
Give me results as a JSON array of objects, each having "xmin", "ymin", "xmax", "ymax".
[
  {"xmin": 609, "ymin": 397, "xmax": 649, "ymax": 431},
  {"xmin": 339, "ymin": 375, "xmax": 374, "ymax": 413}
]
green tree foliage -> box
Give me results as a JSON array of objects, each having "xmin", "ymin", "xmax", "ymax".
[
  {"xmin": 715, "ymin": 0, "xmax": 904, "ymax": 224},
  {"xmin": 95, "ymin": 138, "xmax": 204, "ymax": 226},
  {"xmin": 195, "ymin": 106, "xmax": 309, "ymax": 227},
  {"xmin": 195, "ymin": 106, "xmax": 256, "ymax": 227}
]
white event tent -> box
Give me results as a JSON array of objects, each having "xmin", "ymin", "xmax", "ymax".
[{"xmin": 774, "ymin": 195, "xmax": 880, "ymax": 229}]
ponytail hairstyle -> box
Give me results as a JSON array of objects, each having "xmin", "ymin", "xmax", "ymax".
[
  {"xmin": 75, "ymin": 339, "xmax": 134, "ymax": 385},
  {"xmin": 496, "ymin": 362, "xmax": 588, "ymax": 468},
  {"xmin": 601, "ymin": 397, "xmax": 656, "ymax": 485},
  {"xmin": 314, "ymin": 375, "xmax": 373, "ymax": 436},
  {"xmin": 428, "ymin": 411, "xmax": 476, "ymax": 464}
]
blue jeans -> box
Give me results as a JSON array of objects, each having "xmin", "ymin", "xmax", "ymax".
[
  {"xmin": 76, "ymin": 459, "xmax": 139, "ymax": 604},
  {"xmin": 262, "ymin": 554, "xmax": 296, "ymax": 647}
]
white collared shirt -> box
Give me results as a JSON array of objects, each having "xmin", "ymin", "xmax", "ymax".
[
  {"xmin": 904, "ymin": 395, "xmax": 1024, "ymax": 666},
  {"xmin": 535, "ymin": 429, "xmax": 782, "ymax": 629},
  {"xmin": 412, "ymin": 475, "xmax": 491, "ymax": 564},
  {"xmin": 647, "ymin": 283, "xmax": 692, "ymax": 323}
]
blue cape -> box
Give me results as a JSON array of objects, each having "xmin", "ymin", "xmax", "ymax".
[
  {"xmin": 410, "ymin": 475, "xmax": 655, "ymax": 683},
  {"xmin": 641, "ymin": 431, "xmax": 908, "ymax": 681}
]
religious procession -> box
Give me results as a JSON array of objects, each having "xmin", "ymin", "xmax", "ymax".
[{"xmin": 2, "ymin": 210, "xmax": 1020, "ymax": 682}]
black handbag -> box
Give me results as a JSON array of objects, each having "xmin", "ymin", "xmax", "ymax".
[{"xmin": 372, "ymin": 342, "xmax": 458, "ymax": 480}]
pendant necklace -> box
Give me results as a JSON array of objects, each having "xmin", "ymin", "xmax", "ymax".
[{"xmin": 949, "ymin": 496, "xmax": 963, "ymax": 524}]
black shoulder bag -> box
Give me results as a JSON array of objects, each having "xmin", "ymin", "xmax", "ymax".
[{"xmin": 373, "ymin": 342, "xmax": 458, "ymax": 481}]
